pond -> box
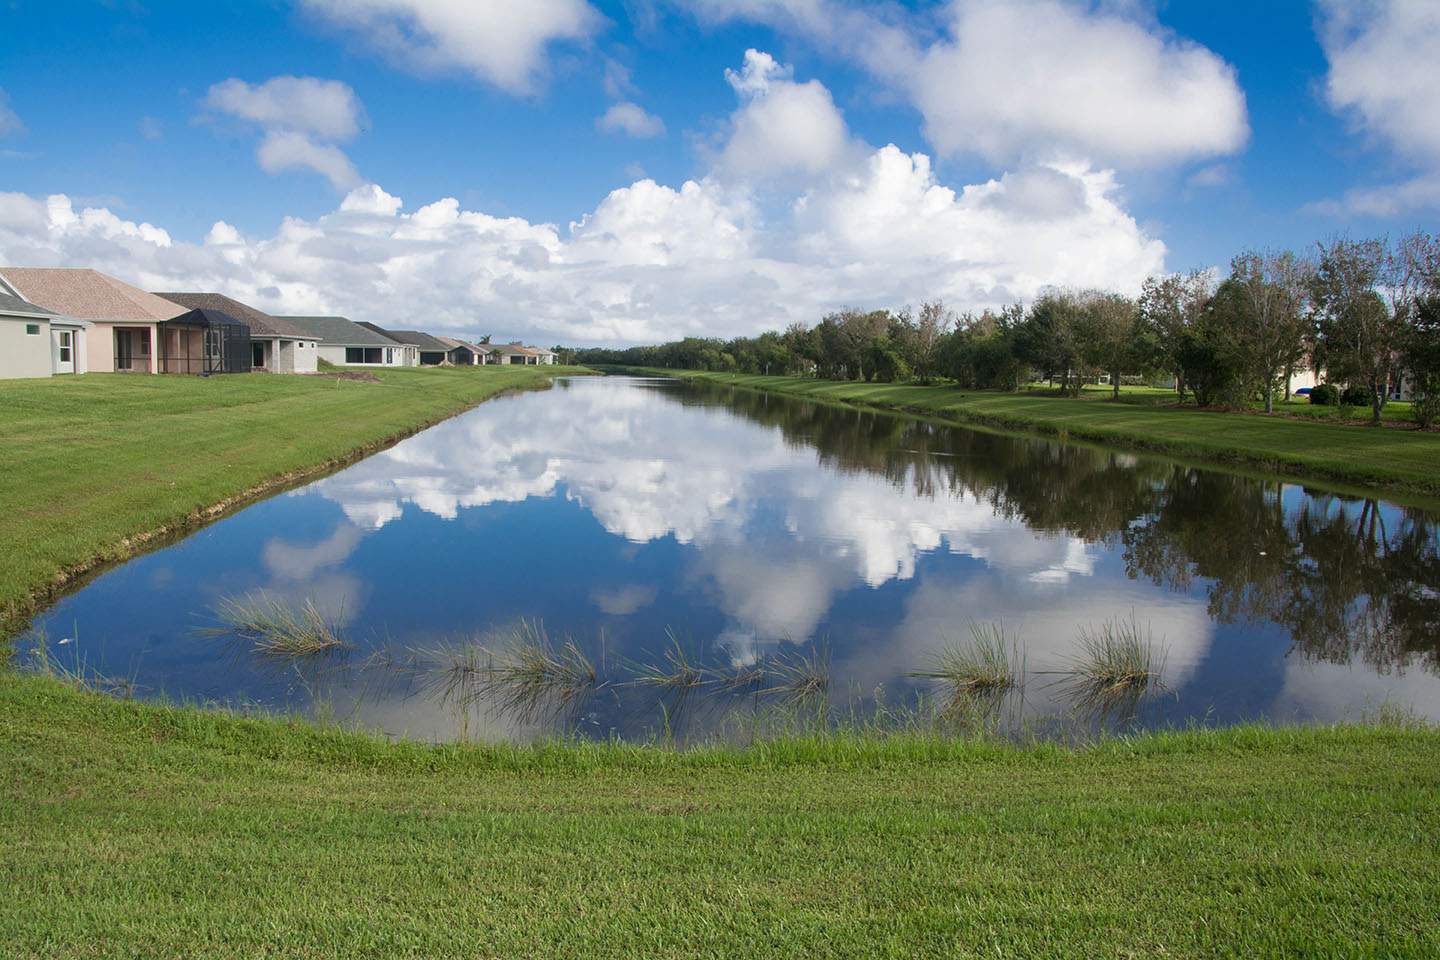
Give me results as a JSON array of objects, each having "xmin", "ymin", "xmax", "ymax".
[{"xmin": 24, "ymin": 376, "xmax": 1440, "ymax": 742}]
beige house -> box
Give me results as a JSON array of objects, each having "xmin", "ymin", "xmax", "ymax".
[
  {"xmin": 280, "ymin": 315, "xmax": 417, "ymax": 366},
  {"xmin": 0, "ymin": 291, "xmax": 91, "ymax": 379},
  {"xmin": 0, "ymin": 267, "xmax": 186, "ymax": 373},
  {"xmin": 156, "ymin": 293, "xmax": 318, "ymax": 374}
]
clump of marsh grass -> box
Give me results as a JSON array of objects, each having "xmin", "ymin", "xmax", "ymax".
[
  {"xmin": 210, "ymin": 592, "xmax": 346, "ymax": 659},
  {"xmin": 425, "ymin": 621, "xmax": 599, "ymax": 723},
  {"xmin": 764, "ymin": 645, "xmax": 831, "ymax": 714},
  {"xmin": 629, "ymin": 631, "xmax": 707, "ymax": 694},
  {"xmin": 909, "ymin": 621, "xmax": 1023, "ymax": 712},
  {"xmin": 1057, "ymin": 614, "xmax": 1168, "ymax": 718}
]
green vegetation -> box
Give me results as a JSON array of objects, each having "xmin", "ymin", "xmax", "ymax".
[
  {"xmin": 633, "ymin": 369, "xmax": 1440, "ymax": 496},
  {"xmin": 210, "ymin": 591, "xmax": 347, "ymax": 659},
  {"xmin": 1, "ymin": 672, "xmax": 1437, "ymax": 958},
  {"xmin": 0, "ymin": 366, "xmax": 588, "ymax": 629}
]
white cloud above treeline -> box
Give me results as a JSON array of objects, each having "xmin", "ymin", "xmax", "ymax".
[{"xmin": 0, "ymin": 52, "xmax": 1164, "ymax": 347}]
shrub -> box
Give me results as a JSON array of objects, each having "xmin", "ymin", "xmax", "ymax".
[
  {"xmin": 1309, "ymin": 383, "xmax": 1340, "ymax": 406},
  {"xmin": 1340, "ymin": 384, "xmax": 1371, "ymax": 407}
]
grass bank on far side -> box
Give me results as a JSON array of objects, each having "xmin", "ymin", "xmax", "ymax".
[
  {"xmin": 632, "ymin": 370, "xmax": 1440, "ymax": 498},
  {"xmin": 0, "ymin": 365, "xmax": 589, "ymax": 628},
  {"xmin": 1, "ymin": 672, "xmax": 1437, "ymax": 958}
]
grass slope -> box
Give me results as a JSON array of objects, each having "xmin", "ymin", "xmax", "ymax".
[
  {"xmin": 0, "ymin": 367, "xmax": 586, "ymax": 626},
  {"xmin": 2, "ymin": 673, "xmax": 1437, "ymax": 958},
  {"xmin": 639, "ymin": 370, "xmax": 1440, "ymax": 498}
]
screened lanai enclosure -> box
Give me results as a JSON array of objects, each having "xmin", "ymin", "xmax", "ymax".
[{"xmin": 158, "ymin": 309, "xmax": 252, "ymax": 375}]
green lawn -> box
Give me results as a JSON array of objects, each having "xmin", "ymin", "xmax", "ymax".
[
  {"xmin": 638, "ymin": 370, "xmax": 1440, "ymax": 498},
  {"xmin": 3, "ymin": 366, "xmax": 1437, "ymax": 957},
  {"xmin": 2, "ymin": 673, "xmax": 1437, "ymax": 958},
  {"xmin": 0, "ymin": 366, "xmax": 587, "ymax": 628}
]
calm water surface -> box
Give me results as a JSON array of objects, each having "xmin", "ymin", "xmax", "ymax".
[{"xmin": 27, "ymin": 376, "xmax": 1440, "ymax": 740}]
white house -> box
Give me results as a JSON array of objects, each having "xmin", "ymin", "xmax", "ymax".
[
  {"xmin": 281, "ymin": 316, "xmax": 418, "ymax": 366},
  {"xmin": 0, "ymin": 291, "xmax": 91, "ymax": 379}
]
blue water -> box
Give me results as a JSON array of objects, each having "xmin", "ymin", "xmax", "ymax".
[{"xmin": 27, "ymin": 376, "xmax": 1440, "ymax": 741}]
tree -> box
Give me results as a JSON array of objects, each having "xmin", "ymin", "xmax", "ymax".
[
  {"xmin": 1014, "ymin": 292, "xmax": 1086, "ymax": 396},
  {"xmin": 1076, "ymin": 292, "xmax": 1149, "ymax": 399},
  {"xmin": 1404, "ymin": 235, "xmax": 1440, "ymax": 428},
  {"xmin": 1311, "ymin": 236, "xmax": 1424, "ymax": 424},
  {"xmin": 1228, "ymin": 249, "xmax": 1312, "ymax": 413},
  {"xmin": 1138, "ymin": 270, "xmax": 1212, "ymax": 402},
  {"xmin": 909, "ymin": 300, "xmax": 953, "ymax": 384}
]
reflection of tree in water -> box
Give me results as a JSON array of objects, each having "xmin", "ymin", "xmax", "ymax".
[{"xmin": 689, "ymin": 381, "xmax": 1440, "ymax": 676}]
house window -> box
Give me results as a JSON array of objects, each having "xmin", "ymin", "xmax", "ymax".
[
  {"xmin": 58, "ymin": 331, "xmax": 72, "ymax": 362},
  {"xmin": 25, "ymin": 323, "xmax": 39, "ymax": 335}
]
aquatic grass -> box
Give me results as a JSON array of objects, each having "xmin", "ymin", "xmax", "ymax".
[
  {"xmin": 22, "ymin": 627, "xmax": 141, "ymax": 699},
  {"xmin": 909, "ymin": 620, "xmax": 1023, "ymax": 711},
  {"xmin": 627, "ymin": 630, "xmax": 708, "ymax": 694},
  {"xmin": 763, "ymin": 644, "xmax": 831, "ymax": 716},
  {"xmin": 1057, "ymin": 613, "xmax": 1168, "ymax": 718},
  {"xmin": 210, "ymin": 592, "xmax": 347, "ymax": 659},
  {"xmin": 468, "ymin": 622, "xmax": 599, "ymax": 723}
]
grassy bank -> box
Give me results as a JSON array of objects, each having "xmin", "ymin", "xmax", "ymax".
[
  {"xmin": 634, "ymin": 370, "xmax": 1440, "ymax": 498},
  {"xmin": 2, "ymin": 672, "xmax": 1437, "ymax": 958},
  {"xmin": 0, "ymin": 366, "xmax": 587, "ymax": 628}
]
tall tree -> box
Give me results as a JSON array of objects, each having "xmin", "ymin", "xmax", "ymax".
[
  {"xmin": 1015, "ymin": 292, "xmax": 1085, "ymax": 396},
  {"xmin": 1138, "ymin": 270, "xmax": 1212, "ymax": 401},
  {"xmin": 1228, "ymin": 249, "xmax": 1313, "ymax": 413},
  {"xmin": 909, "ymin": 300, "xmax": 954, "ymax": 384},
  {"xmin": 1311, "ymin": 236, "xmax": 1424, "ymax": 423},
  {"xmin": 1077, "ymin": 292, "xmax": 1148, "ymax": 399}
]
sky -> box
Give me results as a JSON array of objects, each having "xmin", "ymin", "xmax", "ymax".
[{"xmin": 0, "ymin": 0, "xmax": 1437, "ymax": 347}]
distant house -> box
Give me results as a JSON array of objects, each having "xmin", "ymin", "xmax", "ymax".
[
  {"xmin": 280, "ymin": 316, "xmax": 417, "ymax": 366},
  {"xmin": 488, "ymin": 342, "xmax": 552, "ymax": 365},
  {"xmin": 0, "ymin": 291, "xmax": 91, "ymax": 379},
  {"xmin": 155, "ymin": 293, "xmax": 318, "ymax": 374},
  {"xmin": 435, "ymin": 336, "xmax": 493, "ymax": 365},
  {"xmin": 0, "ymin": 267, "xmax": 189, "ymax": 373},
  {"xmin": 359, "ymin": 326, "xmax": 452, "ymax": 365}
]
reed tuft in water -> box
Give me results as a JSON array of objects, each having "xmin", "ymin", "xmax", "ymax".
[
  {"xmin": 910, "ymin": 621, "xmax": 1022, "ymax": 707},
  {"xmin": 764, "ymin": 645, "xmax": 831, "ymax": 712},
  {"xmin": 1060, "ymin": 614, "xmax": 1167, "ymax": 716},
  {"xmin": 212, "ymin": 592, "xmax": 346, "ymax": 659},
  {"xmin": 469, "ymin": 622, "xmax": 599, "ymax": 722}
]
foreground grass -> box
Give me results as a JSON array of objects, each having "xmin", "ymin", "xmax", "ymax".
[
  {"xmin": 1, "ymin": 673, "xmax": 1437, "ymax": 958},
  {"xmin": 636, "ymin": 370, "xmax": 1440, "ymax": 497},
  {"xmin": 0, "ymin": 366, "xmax": 587, "ymax": 626}
]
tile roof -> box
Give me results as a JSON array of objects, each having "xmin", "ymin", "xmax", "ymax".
[
  {"xmin": 0, "ymin": 267, "xmax": 187, "ymax": 322},
  {"xmin": 278, "ymin": 316, "xmax": 401, "ymax": 347},
  {"xmin": 154, "ymin": 292, "xmax": 308, "ymax": 340}
]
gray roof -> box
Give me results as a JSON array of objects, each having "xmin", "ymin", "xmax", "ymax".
[
  {"xmin": 0, "ymin": 291, "xmax": 56, "ymax": 319},
  {"xmin": 154, "ymin": 292, "xmax": 309, "ymax": 340},
  {"xmin": 377, "ymin": 329, "xmax": 452, "ymax": 352},
  {"xmin": 277, "ymin": 316, "xmax": 401, "ymax": 347}
]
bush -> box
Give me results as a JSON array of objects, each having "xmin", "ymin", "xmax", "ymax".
[
  {"xmin": 1340, "ymin": 384, "xmax": 1371, "ymax": 407},
  {"xmin": 1309, "ymin": 383, "xmax": 1340, "ymax": 406}
]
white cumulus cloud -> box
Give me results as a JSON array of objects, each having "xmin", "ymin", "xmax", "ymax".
[
  {"xmin": 717, "ymin": 49, "xmax": 857, "ymax": 179},
  {"xmin": 301, "ymin": 0, "xmax": 604, "ymax": 94},
  {"xmin": 1314, "ymin": 0, "xmax": 1440, "ymax": 215},
  {"xmin": 597, "ymin": 101, "xmax": 666, "ymax": 138},
  {"xmin": 204, "ymin": 76, "xmax": 367, "ymax": 190}
]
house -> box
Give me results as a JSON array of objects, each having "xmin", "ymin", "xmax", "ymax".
[
  {"xmin": 357, "ymin": 324, "xmax": 451, "ymax": 365},
  {"xmin": 0, "ymin": 291, "xmax": 91, "ymax": 379},
  {"xmin": 155, "ymin": 308, "xmax": 254, "ymax": 374},
  {"xmin": 279, "ymin": 316, "xmax": 417, "ymax": 366},
  {"xmin": 489, "ymin": 342, "xmax": 550, "ymax": 365},
  {"xmin": 0, "ymin": 267, "xmax": 189, "ymax": 373},
  {"xmin": 155, "ymin": 293, "xmax": 318, "ymax": 374},
  {"xmin": 531, "ymin": 346, "xmax": 558, "ymax": 365},
  {"xmin": 435, "ymin": 336, "xmax": 492, "ymax": 365}
]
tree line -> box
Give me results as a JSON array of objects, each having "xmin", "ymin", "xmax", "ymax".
[{"xmin": 574, "ymin": 231, "xmax": 1440, "ymax": 426}]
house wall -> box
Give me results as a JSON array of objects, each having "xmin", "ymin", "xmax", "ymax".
[
  {"xmin": 317, "ymin": 343, "xmax": 410, "ymax": 366},
  {"xmin": 279, "ymin": 338, "xmax": 318, "ymax": 374},
  {"xmin": 0, "ymin": 316, "xmax": 53, "ymax": 379},
  {"xmin": 85, "ymin": 321, "xmax": 158, "ymax": 373},
  {"xmin": 52, "ymin": 322, "xmax": 88, "ymax": 374}
]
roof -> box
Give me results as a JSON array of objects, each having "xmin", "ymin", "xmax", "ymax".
[
  {"xmin": 0, "ymin": 290, "xmax": 57, "ymax": 319},
  {"xmin": 380, "ymin": 329, "xmax": 452, "ymax": 352},
  {"xmin": 162, "ymin": 308, "xmax": 249, "ymax": 328},
  {"xmin": 154, "ymin": 292, "xmax": 308, "ymax": 340},
  {"xmin": 278, "ymin": 316, "xmax": 401, "ymax": 347},
  {"xmin": 435, "ymin": 336, "xmax": 488, "ymax": 354},
  {"xmin": 0, "ymin": 267, "xmax": 187, "ymax": 322}
]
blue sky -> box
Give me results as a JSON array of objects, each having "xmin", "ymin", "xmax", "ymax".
[{"xmin": 1, "ymin": 1, "xmax": 1436, "ymax": 345}]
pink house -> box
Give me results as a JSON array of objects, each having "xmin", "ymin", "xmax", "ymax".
[{"xmin": 0, "ymin": 267, "xmax": 186, "ymax": 373}]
